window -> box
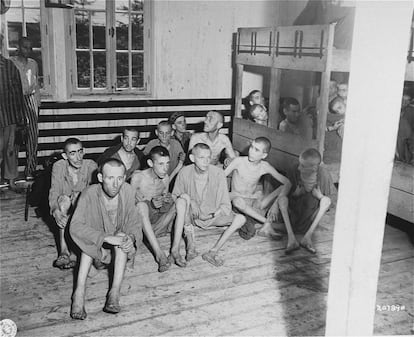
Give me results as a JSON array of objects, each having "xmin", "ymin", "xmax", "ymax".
[
  {"xmin": 72, "ymin": 0, "xmax": 150, "ymax": 94},
  {"xmin": 3, "ymin": 0, "xmax": 50, "ymax": 93}
]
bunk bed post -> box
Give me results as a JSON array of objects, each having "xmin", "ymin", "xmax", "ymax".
[
  {"xmin": 268, "ymin": 67, "xmax": 281, "ymax": 128},
  {"xmin": 316, "ymin": 24, "xmax": 335, "ymax": 155},
  {"xmin": 234, "ymin": 63, "xmax": 244, "ymax": 118},
  {"xmin": 325, "ymin": 3, "xmax": 413, "ymax": 335}
]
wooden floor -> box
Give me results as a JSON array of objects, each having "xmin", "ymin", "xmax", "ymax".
[{"xmin": 0, "ymin": 188, "xmax": 413, "ymax": 336}]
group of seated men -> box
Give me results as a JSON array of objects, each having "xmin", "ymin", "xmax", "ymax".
[{"xmin": 47, "ymin": 110, "xmax": 336, "ymax": 319}]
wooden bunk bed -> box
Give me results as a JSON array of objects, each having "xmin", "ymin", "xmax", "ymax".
[{"xmin": 232, "ymin": 23, "xmax": 414, "ymax": 223}]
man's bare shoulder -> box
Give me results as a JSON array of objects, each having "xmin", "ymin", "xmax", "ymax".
[{"xmin": 130, "ymin": 169, "xmax": 148, "ymax": 184}]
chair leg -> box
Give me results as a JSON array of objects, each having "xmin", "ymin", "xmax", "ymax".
[{"xmin": 25, "ymin": 183, "xmax": 31, "ymax": 221}]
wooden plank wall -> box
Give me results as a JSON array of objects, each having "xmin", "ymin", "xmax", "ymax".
[{"xmin": 18, "ymin": 99, "xmax": 233, "ymax": 167}]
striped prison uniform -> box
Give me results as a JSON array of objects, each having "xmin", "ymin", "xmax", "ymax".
[{"xmin": 0, "ymin": 55, "xmax": 24, "ymax": 180}]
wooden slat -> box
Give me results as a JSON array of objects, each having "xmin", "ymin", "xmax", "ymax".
[
  {"xmin": 233, "ymin": 117, "xmax": 318, "ymax": 155},
  {"xmin": 40, "ymin": 98, "xmax": 232, "ymax": 110},
  {"xmin": 38, "ymin": 122, "xmax": 231, "ymax": 138},
  {"xmin": 39, "ymin": 110, "xmax": 232, "ymax": 123}
]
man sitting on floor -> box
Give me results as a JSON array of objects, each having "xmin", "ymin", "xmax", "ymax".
[
  {"xmin": 223, "ymin": 137, "xmax": 292, "ymax": 242},
  {"xmin": 49, "ymin": 137, "xmax": 97, "ymax": 269},
  {"xmin": 70, "ymin": 158, "xmax": 142, "ymax": 319},
  {"xmin": 188, "ymin": 111, "xmax": 236, "ymax": 166},
  {"xmin": 131, "ymin": 146, "xmax": 186, "ymax": 272},
  {"xmin": 172, "ymin": 143, "xmax": 246, "ymax": 267},
  {"xmin": 259, "ymin": 148, "xmax": 336, "ymax": 254},
  {"xmin": 144, "ymin": 121, "xmax": 185, "ymax": 181},
  {"xmin": 98, "ymin": 127, "xmax": 144, "ymax": 181}
]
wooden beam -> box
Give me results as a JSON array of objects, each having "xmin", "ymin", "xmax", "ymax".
[
  {"xmin": 325, "ymin": 2, "xmax": 413, "ymax": 336},
  {"xmin": 268, "ymin": 67, "xmax": 281, "ymax": 128},
  {"xmin": 234, "ymin": 63, "xmax": 244, "ymax": 118},
  {"xmin": 317, "ymin": 23, "xmax": 335, "ymax": 154}
]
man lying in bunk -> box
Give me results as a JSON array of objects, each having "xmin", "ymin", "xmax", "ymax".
[
  {"xmin": 258, "ymin": 148, "xmax": 336, "ymax": 254},
  {"xmin": 189, "ymin": 111, "xmax": 237, "ymax": 166},
  {"xmin": 249, "ymin": 104, "xmax": 269, "ymax": 126},
  {"xmin": 49, "ymin": 137, "xmax": 97, "ymax": 269},
  {"xmin": 131, "ymin": 146, "xmax": 185, "ymax": 272},
  {"xmin": 98, "ymin": 127, "xmax": 144, "ymax": 182},
  {"xmin": 279, "ymin": 97, "xmax": 313, "ymax": 140},
  {"xmin": 70, "ymin": 158, "xmax": 142, "ymax": 319},
  {"xmin": 144, "ymin": 121, "xmax": 185, "ymax": 181},
  {"xmin": 172, "ymin": 143, "xmax": 246, "ymax": 267},
  {"xmin": 220, "ymin": 137, "xmax": 292, "ymax": 242}
]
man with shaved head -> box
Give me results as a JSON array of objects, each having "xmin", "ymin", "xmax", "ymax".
[
  {"xmin": 188, "ymin": 111, "xmax": 236, "ymax": 166},
  {"xmin": 69, "ymin": 158, "xmax": 142, "ymax": 319}
]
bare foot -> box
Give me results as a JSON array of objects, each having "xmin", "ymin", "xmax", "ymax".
[
  {"xmin": 300, "ymin": 237, "xmax": 316, "ymax": 254},
  {"xmin": 202, "ymin": 251, "xmax": 224, "ymax": 267},
  {"xmin": 103, "ymin": 289, "xmax": 121, "ymax": 314},
  {"xmin": 71, "ymin": 289, "xmax": 87, "ymax": 320},
  {"xmin": 168, "ymin": 251, "xmax": 187, "ymax": 268},
  {"xmin": 157, "ymin": 253, "xmax": 171, "ymax": 273},
  {"xmin": 285, "ymin": 240, "xmax": 300, "ymax": 255},
  {"xmin": 257, "ymin": 224, "xmax": 283, "ymax": 240}
]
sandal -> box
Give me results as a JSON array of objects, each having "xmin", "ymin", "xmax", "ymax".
[
  {"xmin": 53, "ymin": 254, "xmax": 73, "ymax": 269},
  {"xmin": 202, "ymin": 251, "xmax": 224, "ymax": 267},
  {"xmin": 103, "ymin": 291, "xmax": 121, "ymax": 314}
]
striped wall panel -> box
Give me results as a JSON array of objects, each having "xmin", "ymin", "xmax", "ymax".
[{"xmin": 18, "ymin": 98, "xmax": 234, "ymax": 168}]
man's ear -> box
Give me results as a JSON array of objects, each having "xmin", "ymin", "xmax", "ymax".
[
  {"xmin": 155, "ymin": 129, "xmax": 159, "ymax": 137},
  {"xmin": 62, "ymin": 152, "xmax": 68, "ymax": 160},
  {"xmin": 170, "ymin": 129, "xmax": 175, "ymax": 136},
  {"xmin": 262, "ymin": 152, "xmax": 268, "ymax": 160},
  {"xmin": 147, "ymin": 158, "xmax": 153, "ymax": 168},
  {"xmin": 189, "ymin": 153, "xmax": 195, "ymax": 163},
  {"xmin": 97, "ymin": 172, "xmax": 103, "ymax": 183},
  {"xmin": 217, "ymin": 121, "xmax": 223, "ymax": 129}
]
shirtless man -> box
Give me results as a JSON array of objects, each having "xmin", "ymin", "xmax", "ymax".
[
  {"xmin": 260, "ymin": 148, "xmax": 336, "ymax": 254},
  {"xmin": 98, "ymin": 127, "xmax": 144, "ymax": 181},
  {"xmin": 70, "ymin": 158, "xmax": 142, "ymax": 319},
  {"xmin": 229, "ymin": 137, "xmax": 291, "ymax": 238},
  {"xmin": 201, "ymin": 138, "xmax": 291, "ymax": 264},
  {"xmin": 173, "ymin": 143, "xmax": 246, "ymax": 267},
  {"xmin": 131, "ymin": 146, "xmax": 186, "ymax": 272},
  {"xmin": 188, "ymin": 111, "xmax": 236, "ymax": 166}
]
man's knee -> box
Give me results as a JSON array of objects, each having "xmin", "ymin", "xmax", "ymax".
[
  {"xmin": 233, "ymin": 213, "xmax": 246, "ymax": 226},
  {"xmin": 319, "ymin": 196, "xmax": 331, "ymax": 210},
  {"xmin": 136, "ymin": 201, "xmax": 149, "ymax": 215},
  {"xmin": 232, "ymin": 197, "xmax": 246, "ymax": 210}
]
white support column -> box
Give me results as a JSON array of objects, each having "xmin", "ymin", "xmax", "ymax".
[{"xmin": 325, "ymin": 2, "xmax": 413, "ymax": 336}]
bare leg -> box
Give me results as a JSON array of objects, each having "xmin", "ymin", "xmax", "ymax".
[
  {"xmin": 202, "ymin": 214, "xmax": 246, "ymax": 267},
  {"xmin": 71, "ymin": 252, "xmax": 92, "ymax": 319},
  {"xmin": 278, "ymin": 196, "xmax": 299, "ymax": 254},
  {"xmin": 137, "ymin": 202, "xmax": 169, "ymax": 271},
  {"xmin": 232, "ymin": 197, "xmax": 267, "ymax": 224},
  {"xmin": 300, "ymin": 195, "xmax": 331, "ymax": 254},
  {"xmin": 177, "ymin": 194, "xmax": 197, "ymax": 261},
  {"xmin": 104, "ymin": 247, "xmax": 127, "ymax": 314},
  {"xmin": 169, "ymin": 197, "xmax": 187, "ymax": 266}
]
